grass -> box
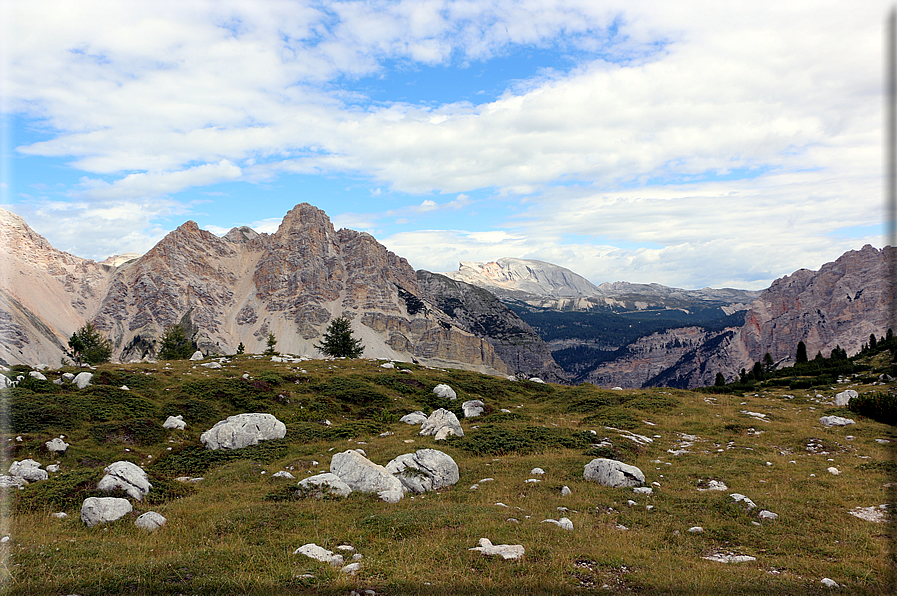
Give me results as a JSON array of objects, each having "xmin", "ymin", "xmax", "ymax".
[{"xmin": 0, "ymin": 354, "xmax": 894, "ymax": 594}]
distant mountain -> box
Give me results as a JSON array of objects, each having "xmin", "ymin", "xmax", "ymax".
[
  {"xmin": 0, "ymin": 204, "xmax": 560, "ymax": 380},
  {"xmin": 443, "ymin": 258, "xmax": 760, "ymax": 313}
]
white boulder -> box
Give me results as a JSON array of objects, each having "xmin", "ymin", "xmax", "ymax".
[
  {"xmin": 9, "ymin": 459, "xmax": 47, "ymax": 482},
  {"xmin": 162, "ymin": 415, "xmax": 186, "ymax": 430},
  {"xmin": 200, "ymin": 413, "xmax": 286, "ymax": 450},
  {"xmin": 419, "ymin": 408, "xmax": 463, "ymax": 439},
  {"xmin": 200, "ymin": 362, "xmax": 222, "ymax": 369},
  {"xmin": 380, "ymin": 362, "xmax": 395, "ymax": 369},
  {"xmin": 385, "ymin": 449, "xmax": 459, "ymax": 493},
  {"xmin": 730, "ymin": 493, "xmax": 757, "ymax": 511},
  {"xmin": 271, "ymin": 471, "xmax": 295, "ymax": 480},
  {"xmin": 469, "ymin": 538, "xmax": 524, "ymax": 560},
  {"xmin": 583, "ymin": 458, "xmax": 645, "ymax": 488},
  {"xmin": 189, "ymin": 350, "xmax": 204, "ymax": 361},
  {"xmin": 541, "ymin": 517, "xmax": 574, "ymax": 530},
  {"xmin": 462, "ymin": 400, "xmax": 485, "ymax": 418},
  {"xmin": 400, "ymin": 411, "xmax": 428, "ymax": 425},
  {"xmin": 758, "ymin": 510, "xmax": 779, "ymax": 521},
  {"xmin": 297, "ymin": 473, "xmax": 352, "ymax": 498},
  {"xmin": 134, "ymin": 511, "xmax": 167, "ymax": 531},
  {"xmin": 834, "ymin": 389, "xmax": 858, "ymax": 407},
  {"xmin": 98, "ymin": 461, "xmax": 152, "ymax": 500},
  {"xmin": 72, "ymin": 372, "xmax": 93, "ymax": 389},
  {"xmin": 330, "ymin": 450, "xmax": 404, "ymax": 497},
  {"xmin": 0, "ymin": 476, "xmax": 24, "ymax": 488},
  {"xmin": 28, "ymin": 371, "xmax": 47, "ymax": 381},
  {"xmin": 293, "ymin": 543, "xmax": 344, "ymax": 566},
  {"xmin": 0, "ymin": 376, "xmax": 15, "ymax": 389},
  {"xmin": 80, "ymin": 497, "xmax": 132, "ymax": 527},
  {"xmin": 433, "ymin": 384, "xmax": 457, "ymax": 400},
  {"xmin": 45, "ymin": 438, "xmax": 69, "ymax": 453},
  {"xmin": 819, "ymin": 415, "xmax": 855, "ymax": 427}
]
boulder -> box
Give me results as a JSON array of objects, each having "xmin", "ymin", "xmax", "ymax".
[
  {"xmin": 162, "ymin": 415, "xmax": 187, "ymax": 430},
  {"xmin": 433, "ymin": 384, "xmax": 457, "ymax": 400},
  {"xmin": 330, "ymin": 450, "xmax": 404, "ymax": 497},
  {"xmin": 400, "ymin": 411, "xmax": 428, "ymax": 425},
  {"xmin": 200, "ymin": 413, "xmax": 286, "ymax": 450},
  {"xmin": 419, "ymin": 408, "xmax": 464, "ymax": 440},
  {"xmin": 80, "ymin": 497, "xmax": 132, "ymax": 527},
  {"xmin": 189, "ymin": 350, "xmax": 204, "ymax": 361},
  {"xmin": 61, "ymin": 372, "xmax": 75, "ymax": 381},
  {"xmin": 272, "ymin": 470, "xmax": 295, "ymax": 480},
  {"xmin": 385, "ymin": 449, "xmax": 459, "ymax": 493},
  {"xmin": 583, "ymin": 458, "xmax": 644, "ymax": 488},
  {"xmin": 462, "ymin": 400, "xmax": 485, "ymax": 418},
  {"xmin": 297, "ymin": 473, "xmax": 352, "ymax": 498},
  {"xmin": 134, "ymin": 511, "xmax": 167, "ymax": 531},
  {"xmin": 98, "ymin": 461, "xmax": 152, "ymax": 500},
  {"xmin": 541, "ymin": 517, "xmax": 574, "ymax": 530},
  {"xmin": 469, "ymin": 538, "xmax": 524, "ymax": 560},
  {"xmin": 28, "ymin": 371, "xmax": 47, "ymax": 381},
  {"xmin": 0, "ymin": 475, "xmax": 24, "ymax": 488},
  {"xmin": 72, "ymin": 372, "xmax": 93, "ymax": 389},
  {"xmin": 819, "ymin": 415, "xmax": 855, "ymax": 427},
  {"xmin": 730, "ymin": 493, "xmax": 757, "ymax": 511},
  {"xmin": 293, "ymin": 543, "xmax": 344, "ymax": 566},
  {"xmin": 200, "ymin": 362, "xmax": 222, "ymax": 369},
  {"xmin": 45, "ymin": 438, "xmax": 69, "ymax": 453},
  {"xmin": 9, "ymin": 459, "xmax": 48, "ymax": 482},
  {"xmin": 834, "ymin": 389, "xmax": 858, "ymax": 407}
]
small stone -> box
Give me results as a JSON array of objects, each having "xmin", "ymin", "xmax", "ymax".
[
  {"xmin": 688, "ymin": 526, "xmax": 704, "ymax": 533},
  {"xmin": 530, "ymin": 467, "xmax": 545, "ymax": 475},
  {"xmin": 51, "ymin": 512, "xmax": 68, "ymax": 519},
  {"xmin": 134, "ymin": 511, "xmax": 167, "ymax": 531},
  {"xmin": 821, "ymin": 578, "xmax": 840, "ymax": 588},
  {"xmin": 45, "ymin": 438, "xmax": 69, "ymax": 453},
  {"xmin": 340, "ymin": 562, "xmax": 361, "ymax": 574},
  {"xmin": 561, "ymin": 485, "xmax": 572, "ymax": 496},
  {"xmin": 469, "ymin": 538, "xmax": 524, "ymax": 560},
  {"xmin": 758, "ymin": 510, "xmax": 779, "ymax": 521}
]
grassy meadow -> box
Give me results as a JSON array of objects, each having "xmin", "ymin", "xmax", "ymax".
[{"xmin": 0, "ymin": 354, "xmax": 894, "ymax": 594}]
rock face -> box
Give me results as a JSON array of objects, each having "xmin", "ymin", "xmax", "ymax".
[
  {"xmin": 584, "ymin": 458, "xmax": 645, "ymax": 488},
  {"xmin": 80, "ymin": 497, "xmax": 132, "ymax": 527},
  {"xmin": 0, "ymin": 204, "xmax": 510, "ymax": 376},
  {"xmin": 385, "ymin": 449, "xmax": 459, "ymax": 493},
  {"xmin": 97, "ymin": 461, "xmax": 152, "ymax": 500},
  {"xmin": 416, "ymin": 270, "xmax": 566, "ymax": 382},
  {"xmin": 200, "ymin": 413, "xmax": 287, "ymax": 450}
]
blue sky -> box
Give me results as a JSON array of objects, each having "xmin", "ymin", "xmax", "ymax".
[{"xmin": 0, "ymin": 0, "xmax": 888, "ymax": 290}]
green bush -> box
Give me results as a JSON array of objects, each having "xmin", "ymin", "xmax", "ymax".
[
  {"xmin": 312, "ymin": 376, "xmax": 389, "ymax": 406},
  {"xmin": 449, "ymin": 425, "xmax": 591, "ymax": 456},
  {"xmin": 89, "ymin": 417, "xmax": 166, "ymax": 446},
  {"xmin": 151, "ymin": 440, "xmax": 289, "ymax": 476},
  {"xmin": 9, "ymin": 388, "xmax": 76, "ymax": 433},
  {"xmin": 848, "ymin": 392, "xmax": 897, "ymax": 425},
  {"xmin": 16, "ymin": 468, "xmax": 103, "ymax": 512}
]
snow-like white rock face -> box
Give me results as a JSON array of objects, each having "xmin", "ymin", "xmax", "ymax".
[{"xmin": 445, "ymin": 258, "xmax": 601, "ymax": 298}]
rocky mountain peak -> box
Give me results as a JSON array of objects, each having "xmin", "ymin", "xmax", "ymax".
[{"xmin": 222, "ymin": 226, "xmax": 261, "ymax": 244}]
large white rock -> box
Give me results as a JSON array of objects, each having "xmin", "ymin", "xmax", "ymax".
[
  {"xmin": 28, "ymin": 371, "xmax": 47, "ymax": 381},
  {"xmin": 385, "ymin": 449, "xmax": 460, "ymax": 493},
  {"xmin": 469, "ymin": 538, "xmax": 525, "ymax": 560},
  {"xmin": 583, "ymin": 458, "xmax": 645, "ymax": 488},
  {"xmin": 9, "ymin": 459, "xmax": 47, "ymax": 482},
  {"xmin": 293, "ymin": 543, "xmax": 344, "ymax": 566},
  {"xmin": 330, "ymin": 450, "xmax": 404, "ymax": 497},
  {"xmin": 162, "ymin": 415, "xmax": 187, "ymax": 430},
  {"xmin": 433, "ymin": 384, "xmax": 457, "ymax": 400},
  {"xmin": 541, "ymin": 517, "xmax": 574, "ymax": 530},
  {"xmin": 45, "ymin": 438, "xmax": 69, "ymax": 453},
  {"xmin": 80, "ymin": 497, "xmax": 132, "ymax": 527},
  {"xmin": 134, "ymin": 511, "xmax": 167, "ymax": 531},
  {"xmin": 462, "ymin": 400, "xmax": 485, "ymax": 418},
  {"xmin": 98, "ymin": 461, "xmax": 152, "ymax": 500},
  {"xmin": 0, "ymin": 376, "xmax": 14, "ymax": 389},
  {"xmin": 200, "ymin": 413, "xmax": 286, "ymax": 450},
  {"xmin": 819, "ymin": 415, "xmax": 855, "ymax": 427},
  {"xmin": 72, "ymin": 372, "xmax": 93, "ymax": 389},
  {"xmin": 297, "ymin": 473, "xmax": 352, "ymax": 498},
  {"xmin": 400, "ymin": 411, "xmax": 428, "ymax": 425},
  {"xmin": 419, "ymin": 408, "xmax": 463, "ymax": 439},
  {"xmin": 834, "ymin": 389, "xmax": 858, "ymax": 407},
  {"xmin": 189, "ymin": 350, "xmax": 204, "ymax": 361}
]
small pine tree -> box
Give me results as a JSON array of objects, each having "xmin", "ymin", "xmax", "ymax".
[
  {"xmin": 869, "ymin": 333, "xmax": 877, "ymax": 351},
  {"xmin": 264, "ymin": 333, "xmax": 278, "ymax": 356},
  {"xmin": 762, "ymin": 352, "xmax": 774, "ymax": 372},
  {"xmin": 158, "ymin": 323, "xmax": 195, "ymax": 360},
  {"xmin": 795, "ymin": 341, "xmax": 808, "ymax": 364},
  {"xmin": 751, "ymin": 361, "xmax": 764, "ymax": 381},
  {"xmin": 316, "ymin": 317, "xmax": 364, "ymax": 358},
  {"xmin": 236, "ymin": 342, "xmax": 245, "ymax": 355},
  {"xmin": 68, "ymin": 322, "xmax": 112, "ymax": 365},
  {"xmin": 714, "ymin": 372, "xmax": 726, "ymax": 387}
]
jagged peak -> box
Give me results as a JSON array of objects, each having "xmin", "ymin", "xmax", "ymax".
[{"xmin": 222, "ymin": 226, "xmax": 261, "ymax": 243}]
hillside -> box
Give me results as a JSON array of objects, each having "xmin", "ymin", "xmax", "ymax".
[{"xmin": 2, "ymin": 352, "xmax": 894, "ymax": 594}]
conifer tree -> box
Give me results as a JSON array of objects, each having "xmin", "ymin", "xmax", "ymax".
[
  {"xmin": 69, "ymin": 322, "xmax": 112, "ymax": 365},
  {"xmin": 795, "ymin": 341, "xmax": 808, "ymax": 364},
  {"xmin": 158, "ymin": 323, "xmax": 195, "ymax": 360},
  {"xmin": 316, "ymin": 317, "xmax": 364, "ymax": 358}
]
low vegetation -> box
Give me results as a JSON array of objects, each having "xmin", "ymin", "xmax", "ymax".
[{"xmin": 1, "ymin": 352, "xmax": 894, "ymax": 594}]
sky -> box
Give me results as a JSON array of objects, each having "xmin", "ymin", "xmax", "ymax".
[{"xmin": 0, "ymin": 0, "xmax": 889, "ymax": 291}]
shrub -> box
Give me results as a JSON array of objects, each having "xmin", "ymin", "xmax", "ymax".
[
  {"xmin": 151, "ymin": 440, "xmax": 289, "ymax": 476},
  {"xmin": 16, "ymin": 468, "xmax": 103, "ymax": 512},
  {"xmin": 158, "ymin": 323, "xmax": 195, "ymax": 360},
  {"xmin": 449, "ymin": 425, "xmax": 591, "ymax": 456},
  {"xmin": 848, "ymin": 392, "xmax": 897, "ymax": 425},
  {"xmin": 69, "ymin": 322, "xmax": 112, "ymax": 365},
  {"xmin": 89, "ymin": 417, "xmax": 166, "ymax": 446},
  {"xmin": 312, "ymin": 376, "xmax": 389, "ymax": 406}
]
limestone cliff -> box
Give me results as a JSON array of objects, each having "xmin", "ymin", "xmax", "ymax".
[
  {"xmin": 0, "ymin": 203, "xmax": 508, "ymax": 375},
  {"xmin": 415, "ymin": 270, "xmax": 567, "ymax": 382}
]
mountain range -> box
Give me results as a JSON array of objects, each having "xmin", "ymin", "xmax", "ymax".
[{"xmin": 0, "ymin": 203, "xmax": 891, "ymax": 389}]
